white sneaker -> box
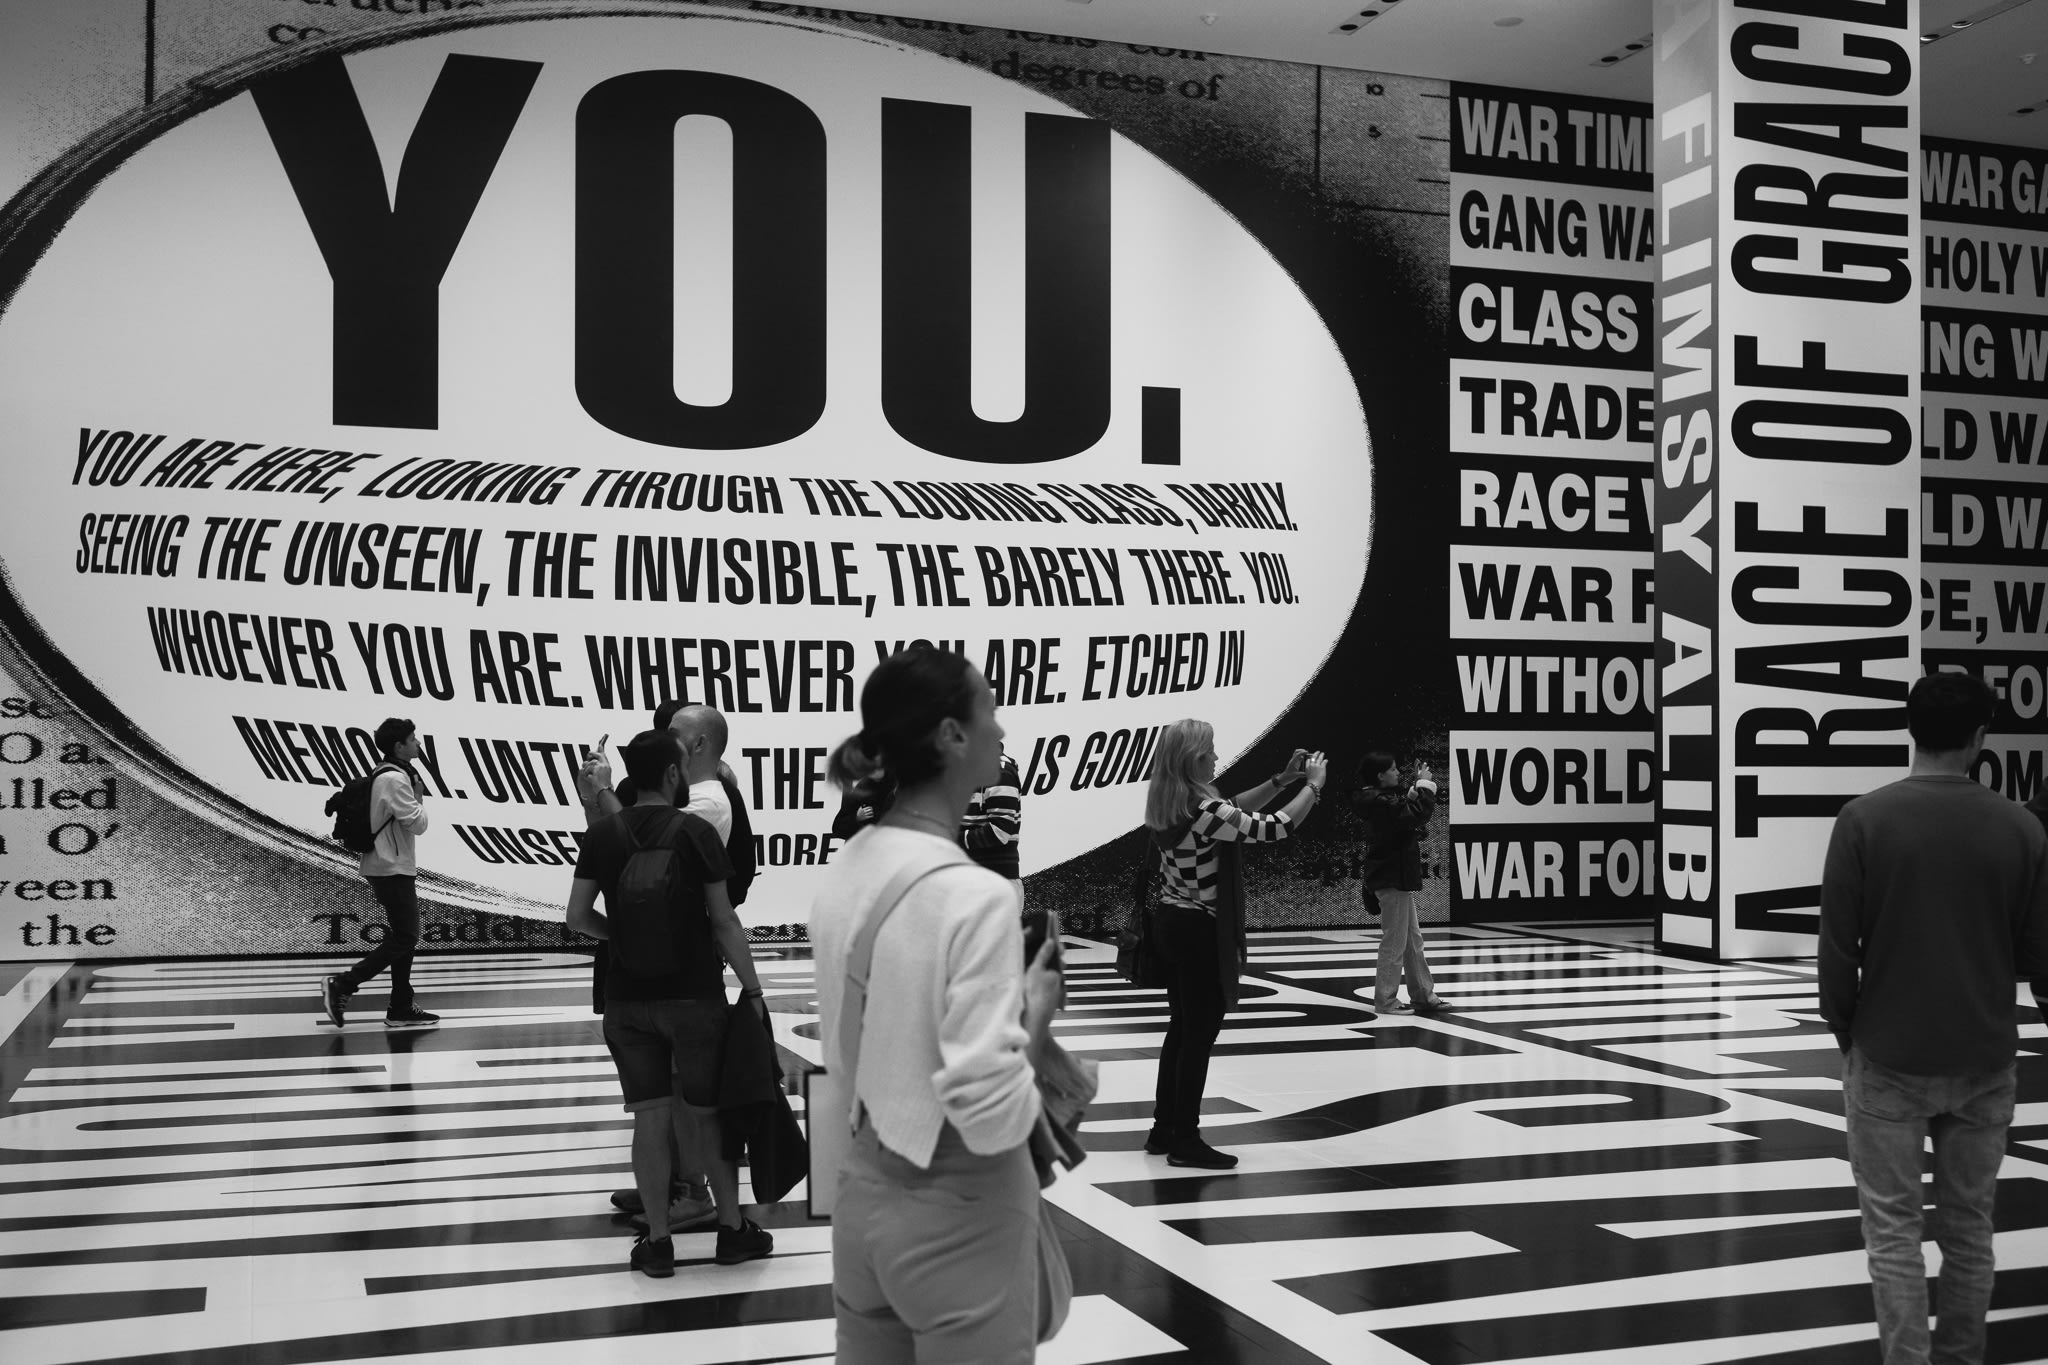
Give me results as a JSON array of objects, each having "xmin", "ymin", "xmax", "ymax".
[{"xmin": 669, "ymin": 1190, "xmax": 719, "ymax": 1231}]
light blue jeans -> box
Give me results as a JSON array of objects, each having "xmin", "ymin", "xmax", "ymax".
[
  {"xmin": 1373, "ymin": 888, "xmax": 1436, "ymax": 1008},
  {"xmin": 1843, "ymin": 1046, "xmax": 2016, "ymax": 1365}
]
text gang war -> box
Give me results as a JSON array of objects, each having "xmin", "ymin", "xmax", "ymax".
[{"xmin": 250, "ymin": 53, "xmax": 1149, "ymax": 463}]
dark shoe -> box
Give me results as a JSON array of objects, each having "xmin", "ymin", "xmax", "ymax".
[
  {"xmin": 1143, "ymin": 1125, "xmax": 1175, "ymax": 1156},
  {"xmin": 384, "ymin": 1006, "xmax": 440, "ymax": 1028},
  {"xmin": 630, "ymin": 1233, "xmax": 674, "ymax": 1278},
  {"xmin": 714, "ymin": 1217, "xmax": 774, "ymax": 1265},
  {"xmin": 1413, "ymin": 997, "xmax": 1447, "ymax": 1014},
  {"xmin": 320, "ymin": 976, "xmax": 346, "ymax": 1029},
  {"xmin": 1167, "ymin": 1138, "xmax": 1239, "ymax": 1170}
]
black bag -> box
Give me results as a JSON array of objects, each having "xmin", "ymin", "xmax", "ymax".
[
  {"xmin": 1117, "ymin": 843, "xmax": 1166, "ymax": 988},
  {"xmin": 610, "ymin": 809, "xmax": 692, "ymax": 977},
  {"xmin": 324, "ymin": 763, "xmax": 402, "ymax": 854},
  {"xmin": 1361, "ymin": 881, "xmax": 1382, "ymax": 917},
  {"xmin": 1115, "ymin": 912, "xmax": 1165, "ymax": 988}
]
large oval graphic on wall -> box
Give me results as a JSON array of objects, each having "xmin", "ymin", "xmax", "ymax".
[{"xmin": 0, "ymin": 8, "xmax": 1372, "ymax": 923}]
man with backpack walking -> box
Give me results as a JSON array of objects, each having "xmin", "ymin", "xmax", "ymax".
[
  {"xmin": 321, "ymin": 718, "xmax": 439, "ymax": 1029},
  {"xmin": 567, "ymin": 729, "xmax": 775, "ymax": 1277}
]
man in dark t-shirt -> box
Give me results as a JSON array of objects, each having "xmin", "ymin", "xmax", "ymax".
[
  {"xmin": 566, "ymin": 730, "xmax": 773, "ymax": 1278},
  {"xmin": 1820, "ymin": 672, "xmax": 2048, "ymax": 1362}
]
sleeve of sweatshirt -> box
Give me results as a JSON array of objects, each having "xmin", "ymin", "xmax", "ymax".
[
  {"xmin": 378, "ymin": 770, "xmax": 427, "ymax": 835},
  {"xmin": 929, "ymin": 871, "xmax": 1040, "ymax": 1155},
  {"xmin": 1816, "ymin": 807, "xmax": 1864, "ymax": 1049}
]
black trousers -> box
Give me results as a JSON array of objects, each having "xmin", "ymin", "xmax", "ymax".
[
  {"xmin": 1150, "ymin": 907, "xmax": 1227, "ymax": 1138},
  {"xmin": 339, "ymin": 874, "xmax": 418, "ymax": 1013}
]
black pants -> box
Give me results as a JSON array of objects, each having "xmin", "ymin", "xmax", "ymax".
[
  {"xmin": 1150, "ymin": 907, "xmax": 1226, "ymax": 1138},
  {"xmin": 338, "ymin": 874, "xmax": 417, "ymax": 1013}
]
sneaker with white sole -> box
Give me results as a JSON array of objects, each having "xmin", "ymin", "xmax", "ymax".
[
  {"xmin": 320, "ymin": 976, "xmax": 346, "ymax": 1029},
  {"xmin": 669, "ymin": 1190, "xmax": 719, "ymax": 1231},
  {"xmin": 1377, "ymin": 1000, "xmax": 1414, "ymax": 1014},
  {"xmin": 384, "ymin": 1006, "xmax": 440, "ymax": 1028}
]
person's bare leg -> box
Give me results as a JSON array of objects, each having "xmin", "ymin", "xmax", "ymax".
[
  {"xmin": 677, "ymin": 1100, "xmax": 743, "ymax": 1226},
  {"xmin": 632, "ymin": 1104, "xmax": 675, "ymax": 1239}
]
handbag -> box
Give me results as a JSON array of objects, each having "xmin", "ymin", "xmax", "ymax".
[
  {"xmin": 1115, "ymin": 912, "xmax": 1165, "ymax": 988},
  {"xmin": 1116, "ymin": 844, "xmax": 1167, "ymax": 988},
  {"xmin": 1360, "ymin": 881, "xmax": 1381, "ymax": 917}
]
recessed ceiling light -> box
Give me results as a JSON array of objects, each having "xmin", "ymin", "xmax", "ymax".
[
  {"xmin": 1954, "ymin": 18, "xmax": 1974, "ymax": 27},
  {"xmin": 1589, "ymin": 31, "xmax": 1655, "ymax": 68},
  {"xmin": 1496, "ymin": 17, "xmax": 1524, "ymax": 27}
]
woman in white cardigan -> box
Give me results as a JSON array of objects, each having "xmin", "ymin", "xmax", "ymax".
[{"xmin": 812, "ymin": 646, "xmax": 1065, "ymax": 1364}]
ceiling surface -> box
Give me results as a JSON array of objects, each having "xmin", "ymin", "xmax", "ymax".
[{"xmin": 853, "ymin": 0, "xmax": 2048, "ymax": 148}]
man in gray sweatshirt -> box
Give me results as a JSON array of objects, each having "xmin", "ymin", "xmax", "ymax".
[
  {"xmin": 323, "ymin": 717, "xmax": 438, "ymax": 1028},
  {"xmin": 1821, "ymin": 671, "xmax": 2048, "ymax": 1364}
]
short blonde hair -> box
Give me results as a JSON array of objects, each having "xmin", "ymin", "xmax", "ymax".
[{"xmin": 1145, "ymin": 719, "xmax": 1217, "ymax": 830}]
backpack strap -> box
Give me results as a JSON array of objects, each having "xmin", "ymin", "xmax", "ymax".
[
  {"xmin": 619, "ymin": 803, "xmax": 684, "ymax": 853},
  {"xmin": 838, "ymin": 857, "xmax": 958, "ymax": 1130}
]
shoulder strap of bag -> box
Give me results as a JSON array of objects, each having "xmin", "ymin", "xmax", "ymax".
[
  {"xmin": 838, "ymin": 856, "xmax": 958, "ymax": 1124},
  {"xmin": 620, "ymin": 803, "xmax": 682, "ymax": 852}
]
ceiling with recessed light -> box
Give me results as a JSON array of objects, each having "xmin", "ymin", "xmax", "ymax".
[{"xmin": 856, "ymin": 0, "xmax": 2048, "ymax": 147}]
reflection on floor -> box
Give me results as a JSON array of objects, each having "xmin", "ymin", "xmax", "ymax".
[{"xmin": 2, "ymin": 922, "xmax": 2045, "ymax": 1364}]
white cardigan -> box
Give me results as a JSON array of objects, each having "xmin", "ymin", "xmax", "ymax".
[{"xmin": 811, "ymin": 826, "xmax": 1040, "ymax": 1168}]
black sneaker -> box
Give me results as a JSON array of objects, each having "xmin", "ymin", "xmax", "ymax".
[
  {"xmin": 714, "ymin": 1217, "xmax": 774, "ymax": 1265},
  {"xmin": 384, "ymin": 1006, "xmax": 440, "ymax": 1028},
  {"xmin": 630, "ymin": 1233, "xmax": 674, "ymax": 1278},
  {"xmin": 1166, "ymin": 1137, "xmax": 1239, "ymax": 1170},
  {"xmin": 320, "ymin": 976, "xmax": 346, "ymax": 1029}
]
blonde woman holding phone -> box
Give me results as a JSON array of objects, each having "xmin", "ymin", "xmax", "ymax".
[{"xmin": 1140, "ymin": 721, "xmax": 1326, "ymax": 1169}]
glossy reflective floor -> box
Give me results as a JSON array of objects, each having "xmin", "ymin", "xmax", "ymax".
[{"xmin": 1, "ymin": 923, "xmax": 2044, "ymax": 1364}]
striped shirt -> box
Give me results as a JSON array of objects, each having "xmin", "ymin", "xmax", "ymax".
[
  {"xmin": 1156, "ymin": 797, "xmax": 1293, "ymax": 910},
  {"xmin": 961, "ymin": 753, "xmax": 1023, "ymax": 880}
]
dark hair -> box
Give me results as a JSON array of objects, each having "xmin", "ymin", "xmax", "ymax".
[
  {"xmin": 621, "ymin": 729, "xmax": 682, "ymax": 791},
  {"xmin": 651, "ymin": 699, "xmax": 684, "ymax": 731},
  {"xmin": 374, "ymin": 717, "xmax": 415, "ymax": 756},
  {"xmin": 829, "ymin": 646, "xmax": 983, "ymax": 792},
  {"xmin": 1358, "ymin": 750, "xmax": 1397, "ymax": 782},
  {"xmin": 1908, "ymin": 672, "xmax": 1995, "ymax": 752}
]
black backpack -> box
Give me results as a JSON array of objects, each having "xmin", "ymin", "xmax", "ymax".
[
  {"xmin": 325, "ymin": 763, "xmax": 403, "ymax": 854},
  {"xmin": 611, "ymin": 809, "xmax": 694, "ymax": 977}
]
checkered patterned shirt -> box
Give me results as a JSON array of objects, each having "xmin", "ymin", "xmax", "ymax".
[{"xmin": 1156, "ymin": 797, "xmax": 1294, "ymax": 910}]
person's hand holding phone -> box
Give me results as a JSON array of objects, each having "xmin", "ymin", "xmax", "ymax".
[
  {"xmin": 1022, "ymin": 936, "xmax": 1065, "ymax": 1042},
  {"xmin": 578, "ymin": 735, "xmax": 612, "ymax": 798}
]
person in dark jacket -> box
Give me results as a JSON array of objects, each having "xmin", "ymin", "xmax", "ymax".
[
  {"xmin": 1357, "ymin": 750, "xmax": 1444, "ymax": 1015},
  {"xmin": 1820, "ymin": 672, "xmax": 2048, "ymax": 1364}
]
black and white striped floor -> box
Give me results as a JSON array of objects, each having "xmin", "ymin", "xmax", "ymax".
[{"xmin": 2, "ymin": 923, "xmax": 2044, "ymax": 1364}]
